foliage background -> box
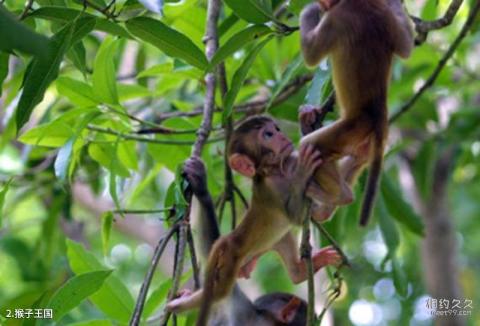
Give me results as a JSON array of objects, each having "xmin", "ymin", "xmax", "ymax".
[{"xmin": 0, "ymin": 0, "xmax": 479, "ymax": 325}]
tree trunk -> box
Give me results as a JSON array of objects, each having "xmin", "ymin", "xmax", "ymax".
[{"xmin": 406, "ymin": 148, "xmax": 465, "ymax": 326}]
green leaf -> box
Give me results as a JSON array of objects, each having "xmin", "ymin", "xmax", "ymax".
[
  {"xmin": 19, "ymin": 121, "xmax": 74, "ymax": 147},
  {"xmin": 304, "ymin": 67, "xmax": 330, "ymax": 106},
  {"xmin": 15, "ymin": 21, "xmax": 74, "ymax": 130},
  {"xmin": 392, "ymin": 257, "xmax": 408, "ymax": 297},
  {"xmin": 208, "ymin": 24, "xmax": 272, "ymax": 71},
  {"xmin": 118, "ymin": 83, "xmax": 151, "ymax": 101},
  {"xmin": 30, "ymin": 7, "xmax": 131, "ymax": 38},
  {"xmin": 0, "ymin": 179, "xmax": 13, "ymax": 228},
  {"xmin": 101, "ymin": 212, "xmax": 114, "ymax": 256},
  {"xmin": 54, "ymin": 111, "xmax": 100, "ymax": 181},
  {"xmin": 376, "ymin": 195, "xmax": 399, "ymax": 255},
  {"xmin": 137, "ymin": 62, "xmax": 174, "ymax": 78},
  {"xmin": 71, "ymin": 16, "xmax": 97, "ymax": 44},
  {"xmin": 88, "ymin": 143, "xmax": 130, "ymax": 177},
  {"xmin": 92, "ymin": 37, "xmax": 119, "ymax": 104},
  {"xmin": 266, "ymin": 54, "xmax": 303, "ymax": 110},
  {"xmin": 381, "ymin": 175, "xmax": 425, "ymax": 236},
  {"xmin": 412, "ymin": 140, "xmax": 437, "ymax": 201},
  {"xmin": 68, "ymin": 42, "xmax": 88, "ymax": 75},
  {"xmin": 224, "ymin": 0, "xmax": 273, "ymax": 23},
  {"xmin": 0, "ymin": 52, "xmax": 9, "ymax": 96},
  {"xmin": 0, "ymin": 5, "xmax": 49, "ymax": 58},
  {"xmin": 54, "ymin": 138, "xmax": 75, "ymax": 181},
  {"xmin": 126, "ymin": 17, "xmax": 208, "ymax": 70},
  {"xmin": 144, "ymin": 279, "xmax": 172, "ymax": 317},
  {"xmin": 56, "ymin": 77, "xmax": 99, "ymax": 107},
  {"xmin": 47, "ymin": 270, "xmax": 112, "ymax": 322},
  {"xmin": 66, "ymin": 239, "xmax": 134, "ymax": 322},
  {"xmin": 223, "ymin": 36, "xmax": 273, "ymax": 123},
  {"xmin": 289, "ymin": 0, "xmax": 312, "ymax": 16}
]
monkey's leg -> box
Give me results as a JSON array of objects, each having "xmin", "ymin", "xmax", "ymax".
[
  {"xmin": 301, "ymin": 117, "xmax": 373, "ymax": 202},
  {"xmin": 306, "ymin": 163, "xmax": 353, "ymax": 206},
  {"xmin": 273, "ymin": 232, "xmax": 341, "ymax": 284},
  {"xmin": 166, "ymin": 290, "xmax": 204, "ymax": 313},
  {"xmin": 167, "ymin": 240, "xmax": 241, "ymax": 314},
  {"xmin": 300, "ymin": 117, "xmax": 373, "ymax": 159}
]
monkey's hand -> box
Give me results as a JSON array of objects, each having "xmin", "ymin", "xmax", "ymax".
[
  {"xmin": 299, "ymin": 104, "xmax": 322, "ymax": 135},
  {"xmin": 312, "ymin": 246, "xmax": 342, "ymax": 270},
  {"xmin": 296, "ymin": 144, "xmax": 323, "ymax": 184},
  {"xmin": 183, "ymin": 156, "xmax": 208, "ymax": 197}
]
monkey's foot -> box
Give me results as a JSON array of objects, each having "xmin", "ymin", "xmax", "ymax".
[
  {"xmin": 312, "ymin": 203, "xmax": 336, "ymax": 222},
  {"xmin": 165, "ymin": 289, "xmax": 194, "ymax": 313},
  {"xmin": 238, "ymin": 256, "xmax": 259, "ymax": 279},
  {"xmin": 313, "ymin": 246, "xmax": 342, "ymax": 269}
]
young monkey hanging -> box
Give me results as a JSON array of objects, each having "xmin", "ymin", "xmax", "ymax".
[
  {"xmin": 299, "ymin": 0, "xmax": 414, "ymax": 225},
  {"xmin": 182, "ymin": 156, "xmax": 308, "ymax": 325},
  {"xmin": 166, "ymin": 117, "xmax": 342, "ymax": 325}
]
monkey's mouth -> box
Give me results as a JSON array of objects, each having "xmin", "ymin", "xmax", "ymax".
[{"xmin": 281, "ymin": 143, "xmax": 294, "ymax": 155}]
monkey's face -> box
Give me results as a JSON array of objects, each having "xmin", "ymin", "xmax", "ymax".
[{"xmin": 258, "ymin": 122, "xmax": 294, "ymax": 161}]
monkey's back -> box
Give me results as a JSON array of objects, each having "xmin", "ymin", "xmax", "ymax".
[{"xmin": 330, "ymin": 0, "xmax": 396, "ymax": 117}]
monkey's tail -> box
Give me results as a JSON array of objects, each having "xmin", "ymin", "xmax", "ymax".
[{"xmin": 359, "ymin": 120, "xmax": 386, "ymax": 226}]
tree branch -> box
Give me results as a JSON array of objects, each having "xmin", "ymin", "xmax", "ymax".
[
  {"xmin": 130, "ymin": 223, "xmax": 179, "ymax": 325},
  {"xmin": 191, "ymin": 0, "xmax": 221, "ymax": 157},
  {"xmin": 300, "ymin": 204, "xmax": 315, "ymax": 325},
  {"xmin": 412, "ymin": 0, "xmax": 464, "ymax": 44},
  {"xmin": 159, "ymin": 222, "xmax": 189, "ymax": 325},
  {"xmin": 87, "ymin": 125, "xmax": 222, "ymax": 145},
  {"xmin": 157, "ymin": 74, "xmax": 313, "ymax": 122},
  {"xmin": 390, "ymin": 1, "xmax": 480, "ymax": 123}
]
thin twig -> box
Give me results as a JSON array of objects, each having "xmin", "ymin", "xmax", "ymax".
[
  {"xmin": 159, "ymin": 222, "xmax": 188, "ymax": 326},
  {"xmin": 137, "ymin": 127, "xmax": 218, "ymax": 135},
  {"xmin": 156, "ymin": 74, "xmax": 313, "ymax": 122},
  {"xmin": 87, "ymin": 125, "xmax": 222, "ymax": 145},
  {"xmin": 130, "ymin": 223, "xmax": 179, "ymax": 325},
  {"xmin": 300, "ymin": 203, "xmax": 315, "ymax": 325},
  {"xmin": 311, "ymin": 219, "xmax": 351, "ymax": 268},
  {"xmin": 412, "ymin": 0, "xmax": 464, "ymax": 44},
  {"xmin": 191, "ymin": 0, "xmax": 221, "ymax": 158},
  {"xmin": 390, "ymin": 1, "xmax": 480, "ymax": 123},
  {"xmin": 218, "ymin": 62, "xmax": 239, "ymax": 229},
  {"xmin": 111, "ymin": 208, "xmax": 173, "ymax": 215},
  {"xmin": 233, "ymin": 185, "xmax": 249, "ymax": 209},
  {"xmin": 19, "ymin": 0, "xmax": 35, "ymax": 20}
]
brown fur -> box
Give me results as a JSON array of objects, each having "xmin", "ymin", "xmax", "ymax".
[
  {"xmin": 300, "ymin": 0, "xmax": 413, "ymax": 225},
  {"xmin": 167, "ymin": 118, "xmax": 341, "ymax": 325}
]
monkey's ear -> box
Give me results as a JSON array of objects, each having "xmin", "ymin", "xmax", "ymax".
[
  {"xmin": 229, "ymin": 154, "xmax": 256, "ymax": 178},
  {"xmin": 278, "ymin": 297, "xmax": 302, "ymax": 323}
]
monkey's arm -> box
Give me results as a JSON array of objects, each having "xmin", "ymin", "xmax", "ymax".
[
  {"xmin": 387, "ymin": 0, "xmax": 414, "ymax": 58},
  {"xmin": 273, "ymin": 232, "xmax": 341, "ymax": 284},
  {"xmin": 300, "ymin": 3, "xmax": 337, "ymax": 66},
  {"xmin": 284, "ymin": 144, "xmax": 323, "ymax": 223},
  {"xmin": 185, "ymin": 157, "xmax": 219, "ymax": 261}
]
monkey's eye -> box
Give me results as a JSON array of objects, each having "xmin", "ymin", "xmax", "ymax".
[
  {"xmin": 275, "ymin": 126, "xmax": 280, "ymax": 131},
  {"xmin": 263, "ymin": 130, "xmax": 274, "ymax": 140}
]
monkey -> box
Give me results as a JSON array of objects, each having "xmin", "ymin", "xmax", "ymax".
[
  {"xmin": 299, "ymin": 0, "xmax": 414, "ymax": 225},
  {"xmin": 166, "ymin": 117, "xmax": 342, "ymax": 325},
  {"xmin": 182, "ymin": 156, "xmax": 308, "ymax": 325},
  {"xmin": 299, "ymin": 105, "xmax": 371, "ymax": 220}
]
